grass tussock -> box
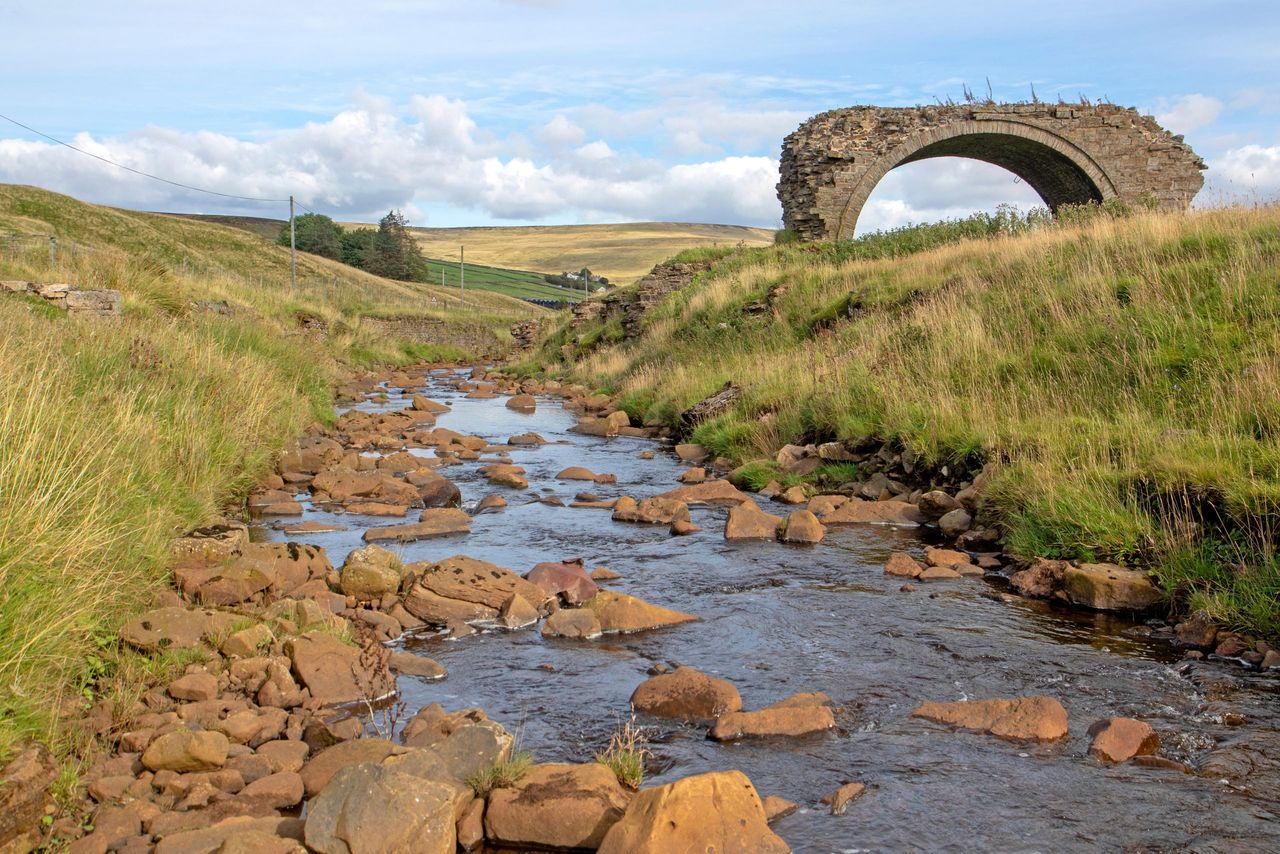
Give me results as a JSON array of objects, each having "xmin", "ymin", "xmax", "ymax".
[
  {"xmin": 467, "ymin": 751, "xmax": 534, "ymax": 796},
  {"xmin": 595, "ymin": 714, "xmax": 651, "ymax": 790},
  {"xmin": 532, "ymin": 204, "xmax": 1280, "ymax": 636}
]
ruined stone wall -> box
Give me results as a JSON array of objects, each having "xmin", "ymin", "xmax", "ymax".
[
  {"xmin": 779, "ymin": 102, "xmax": 1206, "ymax": 240},
  {"xmin": 569, "ymin": 261, "xmax": 712, "ymax": 338},
  {"xmin": 1, "ymin": 280, "xmax": 122, "ymax": 317}
]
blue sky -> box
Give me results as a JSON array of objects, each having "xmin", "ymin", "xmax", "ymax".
[{"xmin": 1, "ymin": 0, "xmax": 1277, "ymax": 230}]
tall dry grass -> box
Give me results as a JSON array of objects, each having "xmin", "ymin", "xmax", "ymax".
[{"xmin": 0, "ymin": 304, "xmax": 327, "ymax": 756}]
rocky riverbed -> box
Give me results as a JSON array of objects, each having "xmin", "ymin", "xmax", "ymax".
[{"xmin": 33, "ymin": 365, "xmax": 1280, "ymax": 854}]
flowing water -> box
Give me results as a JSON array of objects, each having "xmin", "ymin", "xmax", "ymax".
[{"xmin": 258, "ymin": 370, "xmax": 1280, "ymax": 853}]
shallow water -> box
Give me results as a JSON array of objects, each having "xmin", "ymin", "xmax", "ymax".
[{"xmin": 260, "ymin": 371, "xmax": 1280, "ymax": 853}]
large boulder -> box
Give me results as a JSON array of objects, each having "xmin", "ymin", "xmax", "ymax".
[
  {"xmin": 300, "ymin": 739, "xmax": 404, "ymax": 797},
  {"xmin": 411, "ymin": 555, "xmax": 552, "ymax": 614},
  {"xmin": 279, "ymin": 437, "xmax": 344, "ymax": 475},
  {"xmin": 1063, "ymin": 563, "xmax": 1161, "ymax": 611},
  {"xmin": 585, "ymin": 590, "xmax": 698, "ymax": 634},
  {"xmin": 526, "ymin": 559, "xmax": 599, "ymax": 606},
  {"xmin": 597, "ymin": 770, "xmax": 788, "ymax": 854},
  {"xmin": 709, "ymin": 693, "xmax": 835, "ymax": 741},
  {"xmin": 630, "ymin": 667, "xmax": 742, "ymax": 722},
  {"xmin": 912, "ymin": 696, "xmax": 1069, "ymax": 742},
  {"xmin": 779, "ymin": 509, "xmax": 825, "ymax": 544},
  {"xmin": 339, "ymin": 544, "xmax": 403, "ymax": 599},
  {"xmin": 195, "ymin": 557, "xmax": 275, "ymax": 606},
  {"xmin": 1088, "ymin": 717, "xmax": 1160, "ymax": 763},
  {"xmin": 821, "ymin": 498, "xmax": 924, "ymax": 527},
  {"xmin": 385, "ymin": 720, "xmax": 514, "ymax": 787},
  {"xmin": 141, "ymin": 729, "xmax": 230, "ymax": 772},
  {"xmin": 285, "ymin": 632, "xmax": 393, "ymax": 706},
  {"xmin": 723, "ymin": 503, "xmax": 782, "ymax": 541},
  {"xmin": 484, "ymin": 763, "xmax": 631, "ymax": 850},
  {"xmin": 304, "ymin": 764, "xmax": 469, "ymax": 854}
]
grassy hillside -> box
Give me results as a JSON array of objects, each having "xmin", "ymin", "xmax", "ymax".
[
  {"xmin": 0, "ymin": 184, "xmax": 540, "ymax": 760},
  {"xmin": 405, "ymin": 221, "xmax": 776, "ymax": 284},
  {"xmin": 0, "ymin": 187, "xmax": 545, "ymax": 332},
  {"xmin": 175, "ymin": 211, "xmax": 587, "ymax": 304},
  {"xmin": 528, "ymin": 206, "xmax": 1280, "ymax": 636},
  {"xmin": 419, "ymin": 255, "xmax": 583, "ymax": 304}
]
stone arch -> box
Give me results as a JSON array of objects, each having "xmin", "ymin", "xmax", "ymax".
[{"xmin": 778, "ymin": 104, "xmax": 1206, "ymax": 241}]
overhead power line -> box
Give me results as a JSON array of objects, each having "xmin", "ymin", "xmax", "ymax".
[{"xmin": 0, "ymin": 111, "xmax": 290, "ymax": 203}]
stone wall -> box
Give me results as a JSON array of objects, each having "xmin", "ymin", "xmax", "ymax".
[
  {"xmin": 2, "ymin": 280, "xmax": 122, "ymax": 318},
  {"xmin": 778, "ymin": 102, "xmax": 1206, "ymax": 240},
  {"xmin": 568, "ymin": 261, "xmax": 712, "ymax": 340}
]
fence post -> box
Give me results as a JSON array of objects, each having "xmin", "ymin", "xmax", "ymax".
[{"xmin": 48, "ymin": 235, "xmax": 57, "ymax": 266}]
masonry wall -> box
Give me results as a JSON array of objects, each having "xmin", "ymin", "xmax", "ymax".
[{"xmin": 779, "ymin": 103, "xmax": 1206, "ymax": 240}]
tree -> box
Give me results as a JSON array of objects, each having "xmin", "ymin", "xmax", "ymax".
[
  {"xmin": 277, "ymin": 213, "xmax": 343, "ymax": 260},
  {"xmin": 362, "ymin": 210, "xmax": 426, "ymax": 282},
  {"xmin": 340, "ymin": 229, "xmax": 375, "ymax": 269}
]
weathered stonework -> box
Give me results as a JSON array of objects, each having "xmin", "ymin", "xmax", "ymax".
[
  {"xmin": 778, "ymin": 102, "xmax": 1206, "ymax": 240},
  {"xmin": 2, "ymin": 280, "xmax": 122, "ymax": 318}
]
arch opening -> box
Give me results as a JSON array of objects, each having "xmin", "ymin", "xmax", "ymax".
[
  {"xmin": 898, "ymin": 133, "xmax": 1105, "ymax": 211},
  {"xmin": 854, "ymin": 157, "xmax": 1046, "ymax": 237}
]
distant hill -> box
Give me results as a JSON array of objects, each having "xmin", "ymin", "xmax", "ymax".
[
  {"xmin": 175, "ymin": 212, "xmax": 587, "ymax": 304},
  {"xmin": 404, "ymin": 222, "xmax": 777, "ymax": 284}
]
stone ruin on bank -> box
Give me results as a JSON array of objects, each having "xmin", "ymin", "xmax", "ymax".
[{"xmin": 778, "ymin": 102, "xmax": 1206, "ymax": 240}]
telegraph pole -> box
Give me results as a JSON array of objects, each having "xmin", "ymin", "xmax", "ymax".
[{"xmin": 289, "ymin": 195, "xmax": 297, "ymax": 289}]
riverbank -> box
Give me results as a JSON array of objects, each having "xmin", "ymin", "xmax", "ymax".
[
  {"xmin": 520, "ymin": 205, "xmax": 1280, "ymax": 640},
  {"xmin": 13, "ymin": 367, "xmax": 1276, "ymax": 852}
]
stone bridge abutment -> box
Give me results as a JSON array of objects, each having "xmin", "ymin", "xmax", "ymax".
[{"xmin": 778, "ymin": 103, "xmax": 1206, "ymax": 240}]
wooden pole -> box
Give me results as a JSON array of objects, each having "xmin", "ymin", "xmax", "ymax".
[{"xmin": 289, "ymin": 196, "xmax": 297, "ymax": 289}]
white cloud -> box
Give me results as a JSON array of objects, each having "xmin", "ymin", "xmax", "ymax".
[
  {"xmin": 0, "ymin": 95, "xmax": 783, "ymax": 227},
  {"xmin": 1153, "ymin": 94, "xmax": 1224, "ymax": 135},
  {"xmin": 1203, "ymin": 143, "xmax": 1280, "ymax": 203}
]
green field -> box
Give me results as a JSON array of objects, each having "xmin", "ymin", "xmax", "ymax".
[{"xmin": 420, "ymin": 255, "xmax": 585, "ymax": 303}]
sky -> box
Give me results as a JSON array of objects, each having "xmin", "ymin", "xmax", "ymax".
[{"xmin": 1, "ymin": 0, "xmax": 1277, "ymax": 232}]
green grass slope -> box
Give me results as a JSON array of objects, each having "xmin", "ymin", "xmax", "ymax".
[
  {"xmin": 0, "ymin": 184, "xmax": 542, "ymax": 761},
  {"xmin": 419, "ymin": 256, "xmax": 584, "ymax": 303},
  {"xmin": 529, "ymin": 206, "xmax": 1280, "ymax": 636}
]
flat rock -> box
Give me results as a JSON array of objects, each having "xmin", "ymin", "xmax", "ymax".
[
  {"xmin": 300, "ymin": 739, "xmax": 404, "ymax": 797},
  {"xmin": 389, "ymin": 651, "xmax": 447, "ymax": 680},
  {"xmin": 822, "ymin": 782, "xmax": 866, "ymax": 815},
  {"xmin": 710, "ymin": 693, "xmax": 835, "ymax": 741},
  {"xmin": 285, "ymin": 631, "xmax": 393, "ymax": 706},
  {"xmin": 362, "ymin": 508, "xmax": 471, "ymax": 542},
  {"xmin": 412, "ymin": 555, "xmax": 551, "ymax": 613},
  {"xmin": 912, "ymin": 696, "xmax": 1069, "ymax": 742},
  {"xmin": 584, "ymin": 590, "xmax": 698, "ymax": 634},
  {"xmin": 656, "ymin": 480, "xmax": 751, "ymax": 506},
  {"xmin": 821, "ymin": 498, "xmax": 924, "ymax": 527},
  {"xmin": 631, "ymin": 667, "xmax": 742, "ymax": 722}
]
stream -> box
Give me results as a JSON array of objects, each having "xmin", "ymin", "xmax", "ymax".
[{"xmin": 257, "ymin": 369, "xmax": 1280, "ymax": 853}]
